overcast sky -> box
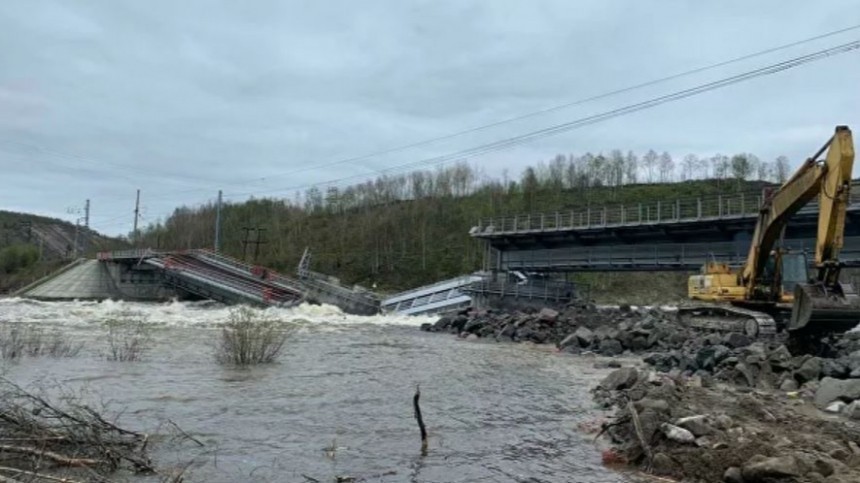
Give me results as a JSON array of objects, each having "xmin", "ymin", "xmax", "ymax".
[{"xmin": 1, "ymin": 1, "xmax": 858, "ymax": 236}]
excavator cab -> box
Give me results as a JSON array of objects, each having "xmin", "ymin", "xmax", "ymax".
[{"xmin": 778, "ymin": 252, "xmax": 809, "ymax": 301}]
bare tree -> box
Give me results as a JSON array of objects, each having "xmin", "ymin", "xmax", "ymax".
[
  {"xmin": 774, "ymin": 155, "xmax": 791, "ymax": 183},
  {"xmin": 642, "ymin": 149, "xmax": 658, "ymax": 183},
  {"xmin": 624, "ymin": 150, "xmax": 638, "ymax": 184},
  {"xmin": 681, "ymin": 154, "xmax": 698, "ymax": 181},
  {"xmin": 731, "ymin": 153, "xmax": 752, "ymax": 188},
  {"xmin": 658, "ymin": 151, "xmax": 675, "ymax": 182}
]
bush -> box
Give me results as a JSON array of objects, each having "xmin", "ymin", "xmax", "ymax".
[
  {"xmin": 0, "ymin": 244, "xmax": 40, "ymax": 274},
  {"xmin": 216, "ymin": 307, "xmax": 293, "ymax": 365},
  {"xmin": 104, "ymin": 316, "xmax": 152, "ymax": 362},
  {"xmin": 0, "ymin": 323, "xmax": 82, "ymax": 360}
]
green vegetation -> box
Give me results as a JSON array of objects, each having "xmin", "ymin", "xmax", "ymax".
[
  {"xmin": 0, "ymin": 211, "xmax": 128, "ymax": 294},
  {"xmin": 0, "ymin": 244, "xmax": 40, "ymax": 275},
  {"xmin": 103, "ymin": 316, "xmax": 152, "ymax": 362},
  {"xmin": 138, "ymin": 149, "xmax": 785, "ymax": 292},
  {"xmin": 0, "ymin": 322, "xmax": 84, "ymax": 360},
  {"xmin": 216, "ymin": 307, "xmax": 293, "ymax": 365}
]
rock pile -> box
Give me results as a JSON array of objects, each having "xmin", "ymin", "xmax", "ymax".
[
  {"xmin": 421, "ymin": 305, "xmax": 689, "ymax": 356},
  {"xmin": 594, "ymin": 366, "xmax": 860, "ymax": 483},
  {"xmin": 421, "ymin": 305, "xmax": 860, "ymax": 420}
]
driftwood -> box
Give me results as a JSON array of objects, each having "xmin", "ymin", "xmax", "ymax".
[
  {"xmin": 0, "ymin": 377, "xmax": 197, "ymax": 482},
  {"xmin": 627, "ymin": 400, "xmax": 653, "ymax": 469},
  {"xmin": 413, "ymin": 385, "xmax": 428, "ymax": 453},
  {"xmin": 0, "ymin": 445, "xmax": 102, "ymax": 467},
  {"xmin": 0, "ymin": 465, "xmax": 85, "ymax": 483}
]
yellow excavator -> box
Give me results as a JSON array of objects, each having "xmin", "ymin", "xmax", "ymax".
[{"xmin": 684, "ymin": 125, "xmax": 860, "ymax": 340}]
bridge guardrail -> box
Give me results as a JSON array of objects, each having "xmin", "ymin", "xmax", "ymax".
[{"xmin": 473, "ymin": 184, "xmax": 860, "ymax": 236}]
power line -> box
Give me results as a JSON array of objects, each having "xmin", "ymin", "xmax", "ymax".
[
  {"xmin": 222, "ymin": 39, "xmax": 860, "ymax": 200},
  {"xmin": 96, "ymin": 37, "xmax": 860, "ymax": 227},
  {"xmin": 206, "ymin": 23, "xmax": 860, "ymax": 189},
  {"xmin": 88, "ymin": 35, "xmax": 860, "ymax": 230},
  {"xmin": 8, "ymin": 23, "xmax": 860, "ymax": 207}
]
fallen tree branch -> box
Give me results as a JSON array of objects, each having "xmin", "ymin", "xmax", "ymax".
[
  {"xmin": 627, "ymin": 401, "xmax": 653, "ymax": 469},
  {"xmin": 0, "ymin": 445, "xmax": 102, "ymax": 467},
  {"xmin": 0, "ymin": 465, "xmax": 84, "ymax": 483},
  {"xmin": 413, "ymin": 385, "xmax": 428, "ymax": 453}
]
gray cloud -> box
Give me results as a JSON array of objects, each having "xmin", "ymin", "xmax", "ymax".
[{"xmin": 0, "ymin": 0, "xmax": 858, "ymax": 234}]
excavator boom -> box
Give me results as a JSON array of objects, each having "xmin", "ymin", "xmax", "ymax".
[{"xmin": 789, "ymin": 126, "xmax": 860, "ymax": 333}]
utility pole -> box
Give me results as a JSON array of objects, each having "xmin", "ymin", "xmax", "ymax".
[
  {"xmin": 214, "ymin": 190, "xmax": 223, "ymax": 252},
  {"xmin": 82, "ymin": 199, "xmax": 90, "ymax": 254},
  {"xmin": 252, "ymin": 227, "xmax": 267, "ymax": 263},
  {"xmin": 133, "ymin": 189, "xmax": 140, "ymax": 247},
  {"xmin": 241, "ymin": 227, "xmax": 253, "ymax": 261}
]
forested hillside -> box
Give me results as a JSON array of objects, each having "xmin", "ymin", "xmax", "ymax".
[
  {"xmin": 138, "ymin": 150, "xmax": 787, "ymax": 292},
  {"xmin": 0, "ymin": 211, "xmax": 126, "ymax": 293}
]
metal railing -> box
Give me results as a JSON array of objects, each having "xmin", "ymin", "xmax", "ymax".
[
  {"xmin": 97, "ymin": 248, "xmax": 160, "ymax": 261},
  {"xmin": 148, "ymin": 254, "xmax": 302, "ymax": 307},
  {"xmin": 462, "ymin": 278, "xmax": 585, "ymax": 303},
  {"xmin": 497, "ymin": 235, "xmax": 860, "ymax": 271},
  {"xmin": 191, "ymin": 249, "xmax": 305, "ymax": 295},
  {"xmin": 473, "ymin": 184, "xmax": 860, "ymax": 236}
]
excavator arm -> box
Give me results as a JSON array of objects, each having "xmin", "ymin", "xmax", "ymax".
[
  {"xmin": 741, "ymin": 126, "xmax": 855, "ymax": 293},
  {"xmin": 749, "ymin": 125, "xmax": 860, "ymax": 334}
]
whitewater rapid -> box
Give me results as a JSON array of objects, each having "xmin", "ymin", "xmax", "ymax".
[{"xmin": 0, "ymin": 297, "xmax": 440, "ymax": 329}]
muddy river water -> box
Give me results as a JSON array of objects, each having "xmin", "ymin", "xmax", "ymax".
[{"xmin": 0, "ymin": 298, "xmax": 630, "ymax": 483}]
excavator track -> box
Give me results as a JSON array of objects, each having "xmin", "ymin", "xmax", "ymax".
[{"xmin": 677, "ymin": 304, "xmax": 778, "ymax": 339}]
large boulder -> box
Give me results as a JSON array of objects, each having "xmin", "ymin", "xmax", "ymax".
[
  {"xmin": 558, "ymin": 332, "xmax": 578, "ymax": 350},
  {"xmin": 599, "ymin": 339, "xmax": 624, "ymax": 356},
  {"xmin": 432, "ymin": 316, "xmax": 453, "ymax": 331},
  {"xmin": 660, "ymin": 423, "xmax": 695, "ymax": 444},
  {"xmin": 768, "ymin": 345, "xmax": 793, "ymax": 370},
  {"xmin": 725, "ymin": 332, "xmax": 752, "ymax": 349},
  {"xmin": 598, "ymin": 367, "xmax": 639, "ymax": 391},
  {"xmin": 675, "ymin": 415, "xmax": 714, "ymax": 437},
  {"xmin": 814, "ymin": 377, "xmax": 860, "ymax": 408},
  {"xmin": 742, "ymin": 455, "xmax": 800, "ymax": 481},
  {"xmin": 538, "ymin": 307, "xmax": 559, "ymax": 322},
  {"xmin": 573, "ymin": 326, "xmax": 595, "ymax": 347},
  {"xmin": 696, "ymin": 345, "xmax": 731, "ymax": 371},
  {"xmin": 450, "ymin": 315, "xmax": 469, "ymax": 332},
  {"xmin": 463, "ymin": 319, "xmax": 486, "ymax": 334},
  {"xmin": 795, "ymin": 356, "xmax": 823, "ymax": 384},
  {"xmin": 842, "ymin": 401, "xmax": 860, "ymax": 420},
  {"xmin": 822, "ymin": 359, "xmax": 850, "ymax": 379}
]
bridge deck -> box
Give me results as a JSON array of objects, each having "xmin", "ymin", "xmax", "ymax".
[
  {"xmin": 499, "ymin": 235, "xmax": 860, "ymax": 272},
  {"xmin": 473, "ymin": 185, "xmax": 860, "ymax": 239},
  {"xmin": 381, "ymin": 275, "xmax": 482, "ymax": 316}
]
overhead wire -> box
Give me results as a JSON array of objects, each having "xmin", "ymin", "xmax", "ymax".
[
  {"xmin": 81, "ymin": 34, "xmax": 860, "ymax": 229},
  {"xmin": 9, "ymin": 23, "xmax": 860, "ymax": 208},
  {"xmin": 221, "ymin": 39, "xmax": 860, "ymax": 200}
]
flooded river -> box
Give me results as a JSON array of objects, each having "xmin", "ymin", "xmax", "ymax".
[{"xmin": 0, "ymin": 298, "xmax": 630, "ymax": 483}]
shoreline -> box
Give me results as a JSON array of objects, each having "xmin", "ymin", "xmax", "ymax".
[{"xmin": 422, "ymin": 305, "xmax": 860, "ymax": 482}]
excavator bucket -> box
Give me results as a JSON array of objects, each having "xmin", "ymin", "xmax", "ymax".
[{"xmin": 789, "ymin": 282, "xmax": 860, "ymax": 333}]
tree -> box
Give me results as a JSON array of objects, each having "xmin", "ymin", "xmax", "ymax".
[
  {"xmin": 642, "ymin": 150, "xmax": 658, "ymax": 183},
  {"xmin": 730, "ymin": 154, "xmax": 752, "ymax": 188},
  {"xmin": 521, "ymin": 167, "xmax": 539, "ymax": 210},
  {"xmin": 624, "ymin": 151, "xmax": 638, "ymax": 184},
  {"xmin": 774, "ymin": 155, "xmax": 790, "ymax": 183},
  {"xmin": 658, "ymin": 151, "xmax": 675, "ymax": 182},
  {"xmin": 681, "ymin": 154, "xmax": 698, "ymax": 181},
  {"xmin": 695, "ymin": 156, "xmax": 710, "ymax": 179},
  {"xmin": 756, "ymin": 159, "xmax": 771, "ymax": 181},
  {"xmin": 608, "ymin": 149, "xmax": 625, "ymax": 187},
  {"xmin": 711, "ymin": 154, "xmax": 730, "ymax": 180}
]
